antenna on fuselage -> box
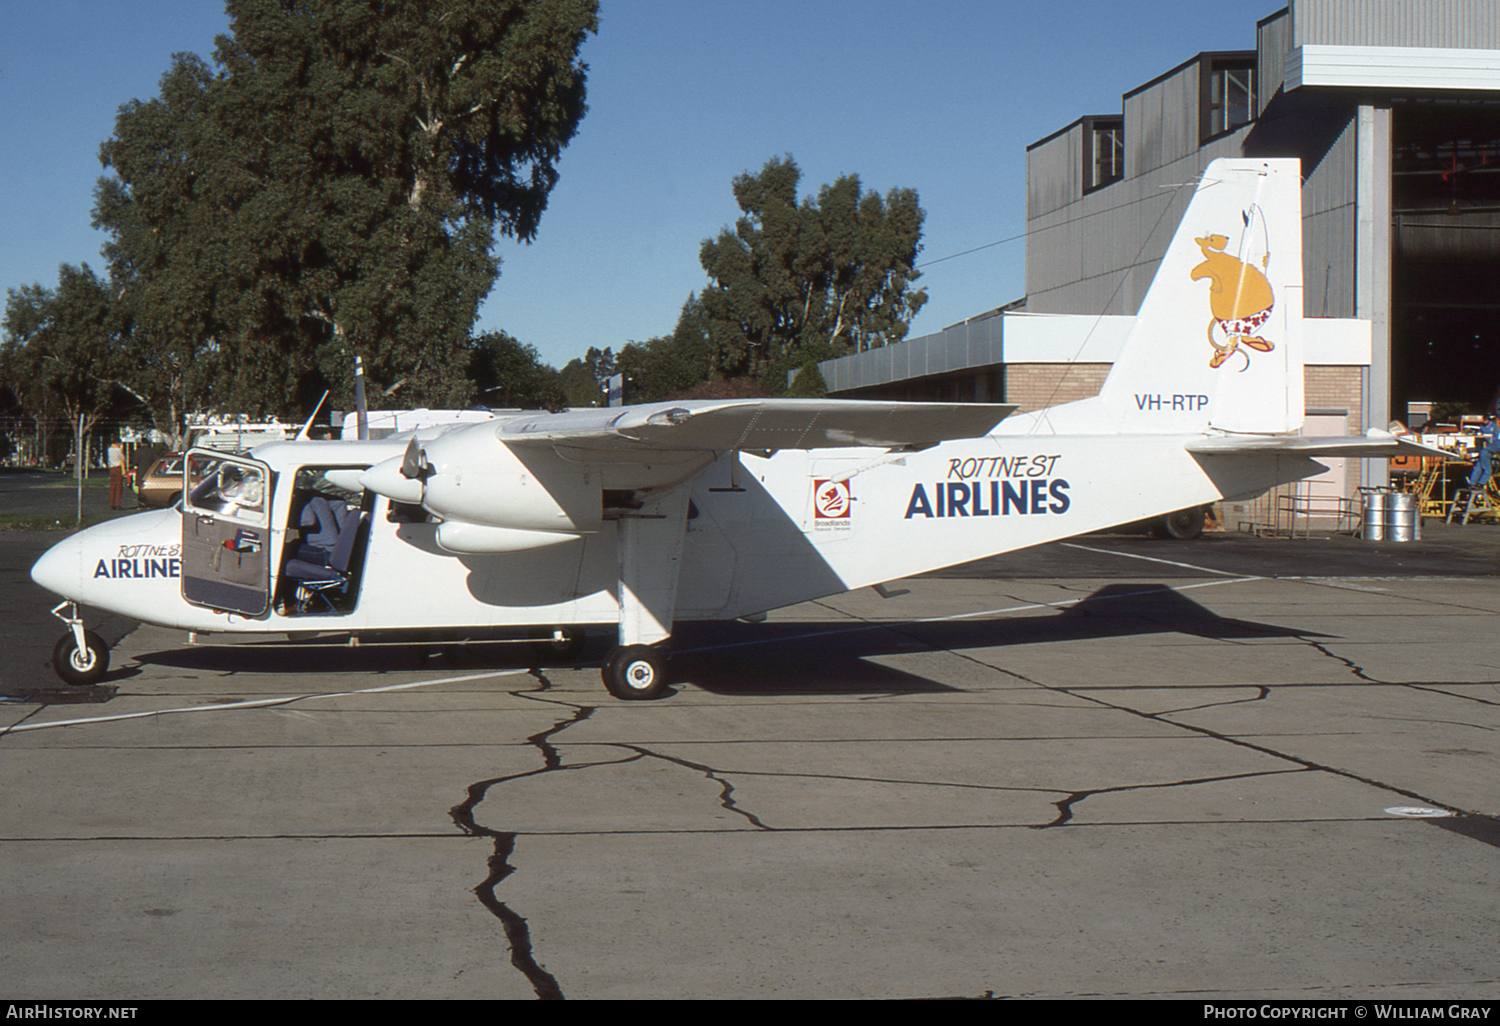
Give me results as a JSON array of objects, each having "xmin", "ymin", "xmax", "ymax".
[{"xmin": 295, "ymin": 391, "xmax": 329, "ymax": 442}]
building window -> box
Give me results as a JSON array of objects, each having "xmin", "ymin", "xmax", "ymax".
[
  {"xmin": 1083, "ymin": 116, "xmax": 1124, "ymax": 192},
  {"xmin": 1201, "ymin": 54, "xmax": 1256, "ymax": 141}
]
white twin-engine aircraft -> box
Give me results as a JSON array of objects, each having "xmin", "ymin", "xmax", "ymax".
[{"xmin": 31, "ymin": 159, "xmax": 1438, "ymax": 699}]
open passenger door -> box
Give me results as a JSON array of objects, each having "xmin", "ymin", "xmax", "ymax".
[{"xmin": 181, "ymin": 450, "xmax": 272, "ymax": 617}]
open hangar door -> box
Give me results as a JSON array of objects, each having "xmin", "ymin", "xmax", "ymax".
[{"xmin": 1392, "ymin": 102, "xmax": 1500, "ymax": 420}]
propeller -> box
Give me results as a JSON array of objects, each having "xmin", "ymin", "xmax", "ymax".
[
  {"xmin": 359, "ymin": 438, "xmax": 429, "ymax": 505},
  {"xmin": 400, "ymin": 435, "xmax": 431, "ymax": 481}
]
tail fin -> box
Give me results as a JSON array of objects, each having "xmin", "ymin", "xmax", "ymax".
[{"xmin": 1094, "ymin": 158, "xmax": 1303, "ymax": 435}]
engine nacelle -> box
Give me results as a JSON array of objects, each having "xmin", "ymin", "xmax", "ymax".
[{"xmin": 420, "ymin": 428, "xmax": 601, "ymax": 535}]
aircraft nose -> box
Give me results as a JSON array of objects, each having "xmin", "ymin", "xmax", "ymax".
[
  {"xmin": 360, "ymin": 455, "xmax": 425, "ymax": 505},
  {"xmin": 31, "ymin": 536, "xmax": 84, "ymax": 598}
]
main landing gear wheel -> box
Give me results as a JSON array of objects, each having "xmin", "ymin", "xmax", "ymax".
[
  {"xmin": 1154, "ymin": 506, "xmax": 1207, "ymax": 540},
  {"xmin": 602, "ymin": 644, "xmax": 668, "ymax": 701},
  {"xmin": 52, "ymin": 630, "xmax": 109, "ymax": 687}
]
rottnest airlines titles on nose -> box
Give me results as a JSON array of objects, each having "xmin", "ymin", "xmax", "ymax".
[
  {"xmin": 92, "ymin": 544, "xmax": 182, "ymax": 579},
  {"xmin": 905, "ymin": 454, "xmax": 1069, "ymax": 519}
]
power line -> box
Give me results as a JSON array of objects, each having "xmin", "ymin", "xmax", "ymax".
[
  {"xmin": 916, "ymin": 232, "xmax": 1027, "ymax": 269},
  {"xmin": 916, "ymin": 185, "xmax": 1183, "ymax": 270}
]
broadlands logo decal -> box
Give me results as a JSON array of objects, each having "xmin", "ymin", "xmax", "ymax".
[{"xmin": 813, "ymin": 479, "xmax": 852, "ymax": 526}]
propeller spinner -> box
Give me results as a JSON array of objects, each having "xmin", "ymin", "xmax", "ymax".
[{"xmin": 359, "ymin": 438, "xmax": 429, "ymax": 506}]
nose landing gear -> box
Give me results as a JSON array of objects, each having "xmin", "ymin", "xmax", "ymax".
[{"xmin": 49, "ymin": 602, "xmax": 110, "ymax": 686}]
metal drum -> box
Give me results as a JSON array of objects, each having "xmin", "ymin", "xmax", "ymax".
[
  {"xmin": 1385, "ymin": 492, "xmax": 1418, "ymax": 542},
  {"xmin": 1362, "ymin": 492, "xmax": 1386, "ymax": 541}
]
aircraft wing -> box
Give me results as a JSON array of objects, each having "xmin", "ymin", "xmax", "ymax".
[
  {"xmin": 495, "ymin": 399, "xmax": 1016, "ymax": 453},
  {"xmin": 1186, "ymin": 431, "xmax": 1451, "ymax": 459}
]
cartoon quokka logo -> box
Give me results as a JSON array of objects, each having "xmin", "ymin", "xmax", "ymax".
[{"xmin": 1189, "ymin": 207, "xmax": 1275, "ymax": 369}]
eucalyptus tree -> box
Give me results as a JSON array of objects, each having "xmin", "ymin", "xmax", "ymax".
[
  {"xmin": 3, "ymin": 265, "xmax": 124, "ymax": 469},
  {"xmin": 614, "ymin": 297, "xmax": 714, "ymax": 402},
  {"xmin": 465, "ymin": 330, "xmax": 565, "ymax": 411},
  {"xmin": 93, "ymin": 53, "xmax": 222, "ymax": 440},
  {"xmin": 696, "ymin": 155, "xmax": 927, "ymax": 381},
  {"xmin": 95, "ymin": 0, "xmax": 598, "ymax": 419}
]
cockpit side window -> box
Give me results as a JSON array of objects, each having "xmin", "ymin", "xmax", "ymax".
[{"xmin": 186, "ymin": 454, "xmax": 268, "ymax": 520}]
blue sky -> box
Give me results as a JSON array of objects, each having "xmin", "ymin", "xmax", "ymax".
[{"xmin": 0, "ymin": 0, "xmax": 1283, "ymax": 371}]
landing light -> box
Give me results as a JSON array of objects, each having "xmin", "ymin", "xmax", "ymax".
[{"xmin": 646, "ymin": 408, "xmax": 691, "ymax": 427}]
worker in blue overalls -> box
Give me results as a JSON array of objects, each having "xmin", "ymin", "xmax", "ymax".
[{"xmin": 1468, "ymin": 413, "xmax": 1500, "ymax": 489}]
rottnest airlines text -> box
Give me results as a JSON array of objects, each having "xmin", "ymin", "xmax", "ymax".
[
  {"xmin": 94, "ymin": 558, "xmax": 181, "ymax": 579},
  {"xmin": 91, "ymin": 542, "xmax": 182, "ymax": 580},
  {"xmin": 909, "ymin": 453, "xmax": 1070, "ymax": 519},
  {"xmin": 905, "ymin": 479, "xmax": 1070, "ymax": 519}
]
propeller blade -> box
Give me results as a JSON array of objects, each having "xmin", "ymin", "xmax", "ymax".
[{"xmin": 400, "ymin": 436, "xmax": 427, "ymax": 480}]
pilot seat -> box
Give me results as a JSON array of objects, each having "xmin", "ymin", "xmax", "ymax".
[{"xmin": 282, "ymin": 496, "xmax": 367, "ymax": 614}]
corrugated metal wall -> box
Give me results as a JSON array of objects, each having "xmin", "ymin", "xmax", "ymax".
[
  {"xmin": 1127, "ymin": 60, "xmax": 1202, "ymax": 178},
  {"xmin": 1294, "ymin": 0, "xmax": 1500, "ymax": 49},
  {"xmin": 1026, "ymin": 123, "xmax": 1084, "ymax": 221},
  {"xmin": 818, "ymin": 315, "xmax": 1004, "ymax": 395},
  {"xmin": 1300, "ymin": 112, "xmax": 1360, "ymax": 318},
  {"xmin": 1257, "ymin": 8, "xmax": 1292, "ymax": 115},
  {"xmin": 1025, "ymin": 50, "xmax": 1253, "ymax": 318},
  {"xmin": 1019, "ymin": 0, "xmax": 1496, "ymax": 409}
]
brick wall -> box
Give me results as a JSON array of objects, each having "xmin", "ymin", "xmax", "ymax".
[
  {"xmin": 1004, "ymin": 363, "xmax": 1111, "ymax": 412},
  {"xmin": 1304, "ymin": 366, "xmax": 1365, "ymax": 422}
]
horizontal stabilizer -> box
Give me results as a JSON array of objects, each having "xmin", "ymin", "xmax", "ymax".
[
  {"xmin": 497, "ymin": 399, "xmax": 1015, "ymax": 453},
  {"xmin": 1186, "ymin": 431, "xmax": 1450, "ymax": 459}
]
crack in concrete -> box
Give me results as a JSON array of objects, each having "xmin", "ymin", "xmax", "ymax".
[
  {"xmin": 468, "ymin": 829, "xmax": 564, "ymax": 1000},
  {"xmin": 1034, "ymin": 767, "xmax": 1313, "ymax": 828},
  {"xmin": 449, "ymin": 668, "xmax": 597, "ymax": 1001},
  {"xmin": 445, "ymin": 592, "xmax": 1500, "ymax": 994},
  {"xmin": 1302, "ymin": 638, "xmax": 1381, "ymax": 683},
  {"xmin": 1152, "ymin": 685, "xmax": 1271, "ymax": 717},
  {"xmin": 615, "ymin": 743, "xmax": 772, "ymax": 830}
]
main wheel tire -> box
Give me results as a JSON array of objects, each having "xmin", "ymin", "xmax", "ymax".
[
  {"xmin": 1157, "ymin": 506, "xmax": 1207, "ymax": 540},
  {"xmin": 602, "ymin": 644, "xmax": 668, "ymax": 701},
  {"xmin": 52, "ymin": 630, "xmax": 110, "ymax": 686}
]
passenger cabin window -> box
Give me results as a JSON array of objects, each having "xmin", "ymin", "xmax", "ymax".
[
  {"xmin": 1084, "ymin": 117, "xmax": 1124, "ymax": 192},
  {"xmin": 1201, "ymin": 55, "xmax": 1256, "ymax": 141}
]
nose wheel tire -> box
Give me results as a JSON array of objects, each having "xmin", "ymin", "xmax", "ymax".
[
  {"xmin": 52, "ymin": 630, "xmax": 110, "ymax": 686},
  {"xmin": 602, "ymin": 645, "xmax": 668, "ymax": 700}
]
